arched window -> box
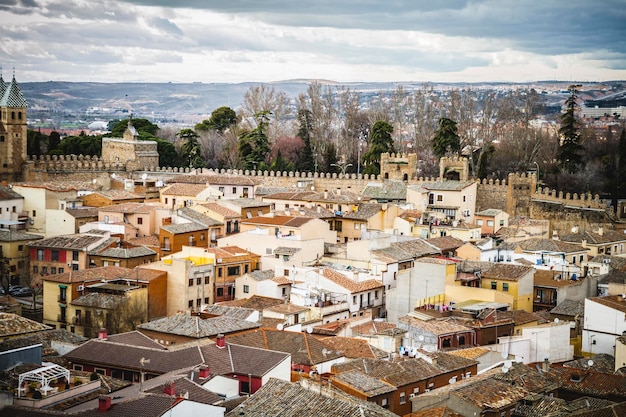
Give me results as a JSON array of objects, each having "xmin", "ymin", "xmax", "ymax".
[{"xmin": 403, "ymin": 173, "xmax": 408, "ymax": 181}]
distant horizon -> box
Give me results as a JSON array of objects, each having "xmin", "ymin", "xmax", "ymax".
[{"xmin": 16, "ymin": 78, "xmax": 626, "ymax": 85}]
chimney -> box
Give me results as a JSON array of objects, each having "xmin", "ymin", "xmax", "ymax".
[
  {"xmin": 598, "ymin": 227, "xmax": 604, "ymax": 236},
  {"xmin": 199, "ymin": 366, "xmax": 210, "ymax": 379},
  {"xmin": 163, "ymin": 381, "xmax": 176, "ymax": 396},
  {"xmin": 542, "ymin": 358, "xmax": 550, "ymax": 373},
  {"xmin": 324, "ymin": 190, "xmax": 328, "ymax": 199},
  {"xmin": 98, "ymin": 396, "xmax": 112, "ymax": 411},
  {"xmin": 216, "ymin": 333, "xmax": 226, "ymax": 348},
  {"xmin": 98, "ymin": 328, "xmax": 108, "ymax": 340}
]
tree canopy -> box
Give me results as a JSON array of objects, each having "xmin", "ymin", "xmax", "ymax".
[
  {"xmin": 432, "ymin": 117, "xmax": 461, "ymax": 158},
  {"xmin": 363, "ymin": 120, "xmax": 395, "ymax": 175},
  {"xmin": 195, "ymin": 106, "xmax": 238, "ymax": 133},
  {"xmin": 557, "ymin": 85, "xmax": 584, "ymax": 173}
]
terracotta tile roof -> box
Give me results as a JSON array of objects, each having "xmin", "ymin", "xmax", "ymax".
[
  {"xmin": 332, "ymin": 356, "xmax": 442, "ymax": 387},
  {"xmin": 561, "ymin": 229, "xmax": 626, "ymax": 245},
  {"xmin": 92, "ymin": 245, "xmax": 157, "ymax": 258},
  {"xmin": 28, "ymin": 233, "xmax": 107, "ymax": 250},
  {"xmin": 534, "ymin": 269, "xmax": 581, "ymax": 288},
  {"xmin": 550, "ymin": 299, "xmax": 584, "ymax": 317},
  {"xmin": 160, "ymin": 221, "xmax": 207, "ymax": 234},
  {"xmin": 198, "ymin": 202, "xmax": 240, "ymax": 218},
  {"xmin": 373, "ymin": 240, "xmax": 440, "ymax": 263},
  {"xmin": 361, "ymin": 180, "xmax": 407, "ymax": 201},
  {"xmin": 242, "ymin": 215, "xmax": 314, "ymax": 228},
  {"xmin": 351, "ymin": 320, "xmax": 405, "ymax": 337},
  {"xmin": 513, "ymin": 395, "xmax": 618, "ymax": 417},
  {"xmin": 0, "ymin": 184, "xmax": 23, "ymax": 200},
  {"xmin": 65, "ymin": 335, "xmax": 288, "ymax": 379},
  {"xmin": 145, "ymin": 375, "xmax": 223, "ymax": 405},
  {"xmin": 65, "ymin": 207, "xmax": 98, "ymax": 218},
  {"xmin": 309, "ymin": 189, "xmax": 361, "ymax": 204},
  {"xmin": 128, "ymin": 234, "xmax": 160, "ymax": 247},
  {"xmin": 452, "ymin": 377, "xmax": 530, "ymax": 410},
  {"xmin": 70, "ymin": 292, "xmax": 126, "ymax": 308},
  {"xmin": 98, "ymin": 202, "xmax": 154, "ymax": 214},
  {"xmin": 170, "ymin": 173, "xmax": 257, "ymax": 186},
  {"xmin": 411, "ymin": 180, "xmax": 475, "ymax": 192},
  {"xmin": 270, "ymin": 276, "xmax": 293, "ymax": 286},
  {"xmin": 515, "ymin": 238, "xmax": 589, "ymax": 254},
  {"xmin": 202, "ymin": 305, "xmax": 256, "ymax": 320},
  {"xmin": 161, "ymin": 183, "xmax": 209, "ymax": 196},
  {"xmin": 222, "ymin": 198, "xmax": 269, "ymax": 209},
  {"xmin": 218, "ymin": 295, "xmax": 283, "ymax": 311},
  {"xmin": 320, "ymin": 268, "xmax": 384, "ymax": 293},
  {"xmin": 587, "ymin": 295, "xmax": 626, "ymax": 314},
  {"xmin": 44, "ymin": 265, "xmax": 164, "ymax": 284},
  {"xmin": 0, "ymin": 328, "xmax": 87, "ymax": 358},
  {"xmin": 0, "ymin": 312, "xmax": 50, "ymax": 339},
  {"xmin": 563, "ymin": 354, "xmax": 616, "ymax": 374},
  {"xmin": 475, "ymin": 209, "xmax": 504, "ymax": 217},
  {"xmin": 137, "ymin": 314, "xmax": 259, "ymax": 338},
  {"xmin": 106, "ymin": 330, "xmax": 166, "ymax": 350},
  {"xmin": 406, "ymin": 407, "xmax": 464, "ymax": 417},
  {"xmin": 426, "ymin": 236, "xmax": 465, "ymax": 252},
  {"xmin": 226, "ymin": 378, "xmax": 398, "ymax": 417},
  {"xmin": 75, "ymin": 395, "xmax": 179, "ymax": 417},
  {"xmin": 340, "ymin": 203, "xmax": 383, "ymax": 221},
  {"xmin": 225, "ymin": 328, "xmax": 343, "ymax": 366},
  {"xmin": 548, "ymin": 366, "xmax": 626, "ymax": 399},
  {"xmin": 320, "ymin": 336, "xmax": 388, "ymax": 359},
  {"xmin": 446, "ymin": 347, "xmax": 491, "ymax": 360},
  {"xmin": 398, "ymin": 315, "xmax": 473, "ymax": 336},
  {"xmin": 177, "ymin": 207, "xmax": 223, "ymax": 227},
  {"xmin": 333, "ymin": 369, "xmax": 396, "ymax": 396},
  {"xmin": 0, "ymin": 229, "xmax": 43, "ymax": 242},
  {"xmin": 264, "ymin": 303, "xmax": 310, "ymax": 315},
  {"xmin": 497, "ymin": 309, "xmax": 541, "ymax": 326},
  {"xmin": 87, "ymin": 189, "xmax": 143, "ymax": 201},
  {"xmin": 11, "ymin": 181, "xmax": 97, "ymax": 192},
  {"xmin": 261, "ymin": 191, "xmax": 317, "ymax": 200},
  {"xmin": 481, "ymin": 263, "xmax": 535, "ymax": 282}
]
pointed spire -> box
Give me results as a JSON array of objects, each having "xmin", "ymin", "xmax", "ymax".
[
  {"xmin": 0, "ymin": 66, "xmax": 6, "ymax": 99},
  {"xmin": 0, "ymin": 70, "xmax": 27, "ymax": 108}
]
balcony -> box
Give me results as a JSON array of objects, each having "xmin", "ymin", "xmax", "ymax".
[
  {"xmin": 57, "ymin": 315, "xmax": 67, "ymax": 323},
  {"xmin": 57, "ymin": 295, "xmax": 67, "ymax": 303}
]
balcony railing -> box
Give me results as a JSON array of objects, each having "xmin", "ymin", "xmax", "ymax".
[{"xmin": 58, "ymin": 295, "xmax": 67, "ymax": 303}]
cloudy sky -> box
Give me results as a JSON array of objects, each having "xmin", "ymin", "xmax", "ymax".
[{"xmin": 1, "ymin": 0, "xmax": 625, "ymax": 84}]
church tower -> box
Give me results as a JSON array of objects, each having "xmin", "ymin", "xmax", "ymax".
[{"xmin": 0, "ymin": 72, "xmax": 28, "ymax": 182}]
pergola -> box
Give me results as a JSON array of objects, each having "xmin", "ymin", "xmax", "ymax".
[{"xmin": 18, "ymin": 362, "xmax": 70, "ymax": 397}]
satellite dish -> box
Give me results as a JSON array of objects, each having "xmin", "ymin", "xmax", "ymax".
[
  {"xmin": 277, "ymin": 323, "xmax": 284, "ymax": 331},
  {"xmin": 92, "ymin": 178, "xmax": 97, "ymax": 184},
  {"xmin": 501, "ymin": 350, "xmax": 508, "ymax": 359},
  {"xmin": 587, "ymin": 359, "xmax": 594, "ymax": 367},
  {"xmin": 141, "ymin": 173, "xmax": 147, "ymax": 180},
  {"xmin": 418, "ymin": 335, "xmax": 424, "ymax": 342},
  {"xmin": 502, "ymin": 366, "xmax": 509, "ymax": 373},
  {"xmin": 554, "ymin": 318, "xmax": 559, "ymax": 323},
  {"xmin": 306, "ymin": 327, "xmax": 313, "ymax": 334}
]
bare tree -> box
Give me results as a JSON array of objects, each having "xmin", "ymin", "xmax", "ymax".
[{"xmin": 241, "ymin": 85, "xmax": 293, "ymax": 141}]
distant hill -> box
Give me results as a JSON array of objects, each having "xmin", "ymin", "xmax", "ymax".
[{"xmin": 20, "ymin": 79, "xmax": 626, "ymax": 128}]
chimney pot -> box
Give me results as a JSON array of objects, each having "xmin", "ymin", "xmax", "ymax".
[
  {"xmin": 216, "ymin": 333, "xmax": 226, "ymax": 348},
  {"xmin": 98, "ymin": 328, "xmax": 108, "ymax": 340},
  {"xmin": 98, "ymin": 396, "xmax": 112, "ymax": 411},
  {"xmin": 199, "ymin": 366, "xmax": 210, "ymax": 378},
  {"xmin": 163, "ymin": 381, "xmax": 176, "ymax": 396}
]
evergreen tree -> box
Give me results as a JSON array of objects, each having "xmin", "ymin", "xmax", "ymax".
[
  {"xmin": 238, "ymin": 111, "xmax": 271, "ymax": 170},
  {"xmin": 178, "ymin": 128, "xmax": 204, "ymax": 168},
  {"xmin": 363, "ymin": 120, "xmax": 395, "ymax": 176},
  {"xmin": 270, "ymin": 150, "xmax": 294, "ymax": 173},
  {"xmin": 432, "ymin": 117, "xmax": 461, "ymax": 158},
  {"xmin": 195, "ymin": 106, "xmax": 238, "ymax": 133},
  {"xmin": 48, "ymin": 131, "xmax": 61, "ymax": 154},
  {"xmin": 557, "ymin": 85, "xmax": 584, "ymax": 173},
  {"xmin": 295, "ymin": 109, "xmax": 315, "ymax": 173},
  {"xmin": 321, "ymin": 142, "xmax": 338, "ymax": 173},
  {"xmin": 606, "ymin": 128, "xmax": 626, "ymax": 212}
]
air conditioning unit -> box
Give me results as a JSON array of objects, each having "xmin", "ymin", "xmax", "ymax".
[
  {"xmin": 77, "ymin": 285, "xmax": 84, "ymax": 291},
  {"xmin": 29, "ymin": 217, "xmax": 34, "ymax": 225}
]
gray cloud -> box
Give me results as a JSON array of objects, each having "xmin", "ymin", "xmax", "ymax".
[{"xmin": 1, "ymin": 0, "xmax": 625, "ymax": 82}]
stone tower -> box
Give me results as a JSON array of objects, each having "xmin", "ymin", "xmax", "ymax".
[{"xmin": 0, "ymin": 73, "xmax": 28, "ymax": 182}]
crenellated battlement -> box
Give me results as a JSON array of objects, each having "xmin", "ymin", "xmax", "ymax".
[{"xmin": 533, "ymin": 186, "xmax": 603, "ymax": 209}]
